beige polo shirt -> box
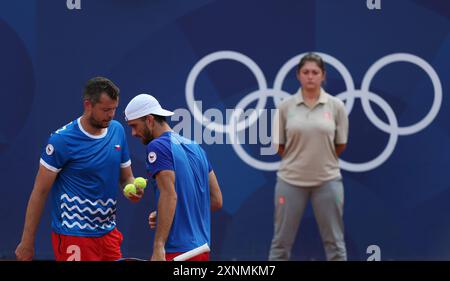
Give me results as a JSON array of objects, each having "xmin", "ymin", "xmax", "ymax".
[{"xmin": 273, "ymin": 88, "xmax": 349, "ymax": 187}]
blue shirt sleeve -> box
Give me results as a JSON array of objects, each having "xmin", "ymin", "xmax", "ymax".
[
  {"xmin": 146, "ymin": 139, "xmax": 174, "ymax": 178},
  {"xmin": 40, "ymin": 133, "xmax": 69, "ymax": 172}
]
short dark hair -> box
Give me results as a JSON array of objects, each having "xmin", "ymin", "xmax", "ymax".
[
  {"xmin": 151, "ymin": 114, "xmax": 167, "ymax": 124},
  {"xmin": 139, "ymin": 114, "xmax": 167, "ymax": 124},
  {"xmin": 83, "ymin": 77, "xmax": 120, "ymax": 105},
  {"xmin": 296, "ymin": 52, "xmax": 326, "ymax": 73}
]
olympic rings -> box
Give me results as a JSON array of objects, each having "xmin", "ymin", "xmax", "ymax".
[{"xmin": 185, "ymin": 51, "xmax": 442, "ymax": 172}]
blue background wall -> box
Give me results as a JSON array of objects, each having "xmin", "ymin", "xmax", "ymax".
[{"xmin": 1, "ymin": 0, "xmax": 449, "ymax": 260}]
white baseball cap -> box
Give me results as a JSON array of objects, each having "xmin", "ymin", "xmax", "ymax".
[{"xmin": 124, "ymin": 94, "xmax": 174, "ymax": 121}]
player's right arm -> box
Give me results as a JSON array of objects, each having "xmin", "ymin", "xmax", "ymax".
[
  {"xmin": 152, "ymin": 170, "xmax": 177, "ymax": 261},
  {"xmin": 209, "ymin": 171, "xmax": 222, "ymax": 211},
  {"xmin": 272, "ymin": 105, "xmax": 286, "ymax": 158},
  {"xmin": 15, "ymin": 164, "xmax": 57, "ymax": 261}
]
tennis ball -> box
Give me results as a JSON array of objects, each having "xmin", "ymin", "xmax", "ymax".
[
  {"xmin": 124, "ymin": 183, "xmax": 137, "ymax": 197},
  {"xmin": 134, "ymin": 177, "xmax": 147, "ymax": 189}
]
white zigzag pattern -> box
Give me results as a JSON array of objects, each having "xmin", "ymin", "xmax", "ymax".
[
  {"xmin": 61, "ymin": 212, "xmax": 116, "ymax": 223},
  {"xmin": 60, "ymin": 194, "xmax": 116, "ymax": 207},
  {"xmin": 62, "ymin": 220, "xmax": 115, "ymax": 230},
  {"xmin": 60, "ymin": 203, "xmax": 116, "ymax": 215}
]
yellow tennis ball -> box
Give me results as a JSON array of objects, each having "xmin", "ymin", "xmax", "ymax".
[
  {"xmin": 124, "ymin": 183, "xmax": 137, "ymax": 197},
  {"xmin": 134, "ymin": 177, "xmax": 147, "ymax": 189}
]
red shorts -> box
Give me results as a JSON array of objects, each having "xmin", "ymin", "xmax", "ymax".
[
  {"xmin": 51, "ymin": 228, "xmax": 123, "ymax": 261},
  {"xmin": 165, "ymin": 252, "xmax": 210, "ymax": 261}
]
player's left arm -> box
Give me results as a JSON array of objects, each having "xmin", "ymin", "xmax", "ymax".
[
  {"xmin": 152, "ymin": 170, "xmax": 177, "ymax": 261},
  {"xmin": 209, "ymin": 170, "xmax": 223, "ymax": 211},
  {"xmin": 120, "ymin": 165, "xmax": 143, "ymax": 202},
  {"xmin": 335, "ymin": 144, "xmax": 347, "ymax": 157},
  {"xmin": 335, "ymin": 99, "xmax": 349, "ymax": 157}
]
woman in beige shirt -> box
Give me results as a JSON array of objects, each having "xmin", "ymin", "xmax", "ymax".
[{"xmin": 269, "ymin": 53, "xmax": 349, "ymax": 261}]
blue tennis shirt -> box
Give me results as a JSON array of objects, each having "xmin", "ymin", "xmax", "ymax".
[
  {"xmin": 146, "ymin": 131, "xmax": 212, "ymax": 253},
  {"xmin": 40, "ymin": 118, "xmax": 131, "ymax": 237}
]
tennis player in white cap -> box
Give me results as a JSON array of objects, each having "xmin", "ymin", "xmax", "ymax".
[{"xmin": 124, "ymin": 94, "xmax": 223, "ymax": 261}]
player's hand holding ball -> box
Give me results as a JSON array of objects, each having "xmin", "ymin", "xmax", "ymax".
[
  {"xmin": 134, "ymin": 177, "xmax": 147, "ymax": 190},
  {"xmin": 123, "ymin": 177, "xmax": 146, "ymax": 202}
]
